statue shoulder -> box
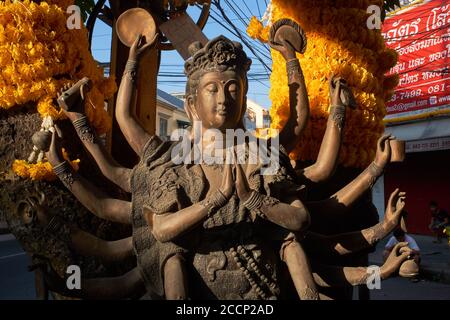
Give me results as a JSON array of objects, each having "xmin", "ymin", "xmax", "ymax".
[{"xmin": 141, "ymin": 135, "xmax": 163, "ymax": 160}]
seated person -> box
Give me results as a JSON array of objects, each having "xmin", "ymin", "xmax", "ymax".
[{"xmin": 384, "ymin": 228, "xmax": 420, "ymax": 265}]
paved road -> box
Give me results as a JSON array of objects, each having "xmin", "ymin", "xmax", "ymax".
[
  {"xmin": 370, "ymin": 277, "xmax": 450, "ymax": 300},
  {"xmin": 1, "ymin": 236, "xmax": 450, "ymax": 300},
  {"xmin": 0, "ymin": 237, "xmax": 35, "ymax": 300}
]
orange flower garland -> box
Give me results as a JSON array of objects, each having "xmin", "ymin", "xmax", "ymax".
[
  {"xmin": 248, "ymin": 0, "xmax": 399, "ymax": 168},
  {"xmin": 0, "ymin": 0, "xmax": 118, "ymax": 180},
  {"xmin": 12, "ymin": 149, "xmax": 80, "ymax": 181}
]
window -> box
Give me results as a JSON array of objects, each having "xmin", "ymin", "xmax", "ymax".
[
  {"xmin": 159, "ymin": 117, "xmax": 168, "ymax": 141},
  {"xmin": 177, "ymin": 120, "xmax": 190, "ymax": 129}
]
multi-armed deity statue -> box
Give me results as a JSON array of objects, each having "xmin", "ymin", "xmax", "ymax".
[
  {"xmin": 1, "ymin": 2, "xmax": 418, "ymax": 300},
  {"xmin": 22, "ymin": 16, "xmax": 415, "ymax": 300}
]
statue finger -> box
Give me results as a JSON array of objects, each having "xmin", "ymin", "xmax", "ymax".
[
  {"xmin": 377, "ymin": 133, "xmax": 391, "ymax": 150},
  {"xmin": 388, "ymin": 188, "xmax": 400, "ymax": 207},
  {"xmin": 328, "ymin": 73, "xmax": 336, "ymax": 89},
  {"xmin": 393, "ymin": 241, "xmax": 408, "ymax": 254},
  {"xmin": 54, "ymin": 124, "xmax": 63, "ymax": 139},
  {"xmin": 268, "ymin": 41, "xmax": 284, "ymax": 52},
  {"xmin": 131, "ymin": 34, "xmax": 142, "ymax": 50},
  {"xmin": 333, "ymin": 79, "xmax": 341, "ymax": 102}
]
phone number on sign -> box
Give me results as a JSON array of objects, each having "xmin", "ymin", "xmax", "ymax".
[{"xmin": 390, "ymin": 83, "xmax": 447, "ymax": 102}]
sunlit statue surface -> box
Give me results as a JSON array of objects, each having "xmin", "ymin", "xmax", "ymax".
[{"xmin": 24, "ymin": 20, "xmax": 415, "ymax": 300}]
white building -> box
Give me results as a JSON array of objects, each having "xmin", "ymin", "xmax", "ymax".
[
  {"xmin": 156, "ymin": 89, "xmax": 190, "ymax": 141},
  {"xmin": 245, "ymin": 99, "xmax": 271, "ymax": 130}
]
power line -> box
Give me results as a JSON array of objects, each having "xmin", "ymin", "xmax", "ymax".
[
  {"xmin": 206, "ymin": 7, "xmax": 272, "ymax": 64},
  {"xmin": 225, "ymin": 0, "xmax": 271, "ymax": 56},
  {"xmin": 212, "ymin": 0, "xmax": 272, "ymax": 74},
  {"xmin": 92, "ymin": 33, "xmax": 111, "ymax": 38},
  {"xmin": 222, "ymin": 0, "xmax": 271, "ymax": 56},
  {"xmin": 255, "ymin": 0, "xmax": 262, "ymax": 19}
]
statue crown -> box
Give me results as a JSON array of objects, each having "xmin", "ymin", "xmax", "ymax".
[{"xmin": 184, "ymin": 36, "xmax": 252, "ymax": 78}]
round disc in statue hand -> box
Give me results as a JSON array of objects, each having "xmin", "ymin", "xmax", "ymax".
[
  {"xmin": 116, "ymin": 8, "xmax": 156, "ymax": 47},
  {"xmin": 269, "ymin": 18, "xmax": 307, "ymax": 54}
]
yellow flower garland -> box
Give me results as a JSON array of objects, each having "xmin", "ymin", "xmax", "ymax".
[
  {"xmin": 0, "ymin": 0, "xmax": 117, "ymax": 125},
  {"xmin": 0, "ymin": 0, "xmax": 117, "ymax": 180},
  {"xmin": 248, "ymin": 0, "xmax": 398, "ymax": 168},
  {"xmin": 12, "ymin": 149, "xmax": 80, "ymax": 181}
]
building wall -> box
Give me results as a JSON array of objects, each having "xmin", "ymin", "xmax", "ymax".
[
  {"xmin": 383, "ymin": 149, "xmax": 450, "ymax": 235},
  {"xmin": 245, "ymin": 99, "xmax": 270, "ymax": 129},
  {"xmin": 155, "ymin": 103, "xmax": 190, "ymax": 140}
]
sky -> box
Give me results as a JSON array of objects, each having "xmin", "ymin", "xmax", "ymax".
[{"xmin": 90, "ymin": 0, "xmax": 272, "ymax": 109}]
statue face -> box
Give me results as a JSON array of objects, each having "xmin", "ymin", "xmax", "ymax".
[
  {"xmin": 16, "ymin": 195, "xmax": 51, "ymax": 227},
  {"xmin": 190, "ymin": 70, "xmax": 245, "ymax": 131}
]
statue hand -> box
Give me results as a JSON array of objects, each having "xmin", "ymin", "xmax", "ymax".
[
  {"xmin": 234, "ymin": 150, "xmax": 252, "ymax": 202},
  {"xmin": 329, "ymin": 75, "xmax": 356, "ymax": 108},
  {"xmin": 129, "ymin": 33, "xmax": 159, "ymax": 61},
  {"xmin": 219, "ymin": 158, "xmax": 234, "ymax": 199},
  {"xmin": 46, "ymin": 125, "xmax": 65, "ymax": 166},
  {"xmin": 269, "ymin": 38, "xmax": 297, "ymax": 61},
  {"xmin": 380, "ymin": 242, "xmax": 412, "ymax": 279},
  {"xmin": 329, "ymin": 74, "xmax": 343, "ymax": 106},
  {"xmin": 57, "ymin": 80, "xmax": 92, "ymax": 121},
  {"xmin": 383, "ymin": 188, "xmax": 406, "ymax": 232},
  {"xmin": 374, "ymin": 134, "xmax": 395, "ymax": 168}
]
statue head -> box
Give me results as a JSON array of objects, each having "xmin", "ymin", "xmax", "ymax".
[
  {"xmin": 184, "ymin": 36, "xmax": 252, "ymax": 132},
  {"xmin": 1, "ymin": 181, "xmax": 73, "ymax": 275}
]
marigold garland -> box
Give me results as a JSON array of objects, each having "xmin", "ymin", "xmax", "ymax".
[
  {"xmin": 248, "ymin": 0, "xmax": 398, "ymax": 168},
  {"xmin": 1, "ymin": 0, "xmax": 117, "ymax": 180},
  {"xmin": 12, "ymin": 149, "xmax": 80, "ymax": 181},
  {"xmin": 0, "ymin": 0, "xmax": 117, "ymax": 126}
]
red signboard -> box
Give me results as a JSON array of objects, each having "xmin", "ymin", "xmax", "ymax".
[{"xmin": 382, "ymin": 0, "xmax": 450, "ymax": 122}]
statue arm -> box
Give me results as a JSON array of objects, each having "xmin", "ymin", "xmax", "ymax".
[
  {"xmin": 47, "ymin": 131, "xmax": 131, "ymax": 225},
  {"xmin": 269, "ymin": 37, "xmax": 309, "ymax": 154},
  {"xmin": 144, "ymin": 203, "xmax": 209, "ymax": 243},
  {"xmin": 56, "ymin": 164, "xmax": 131, "ymax": 224},
  {"xmin": 278, "ymin": 58, "xmax": 310, "ymax": 154},
  {"xmin": 298, "ymin": 77, "xmax": 355, "ymax": 184},
  {"xmin": 304, "ymin": 222, "xmax": 394, "ymax": 257},
  {"xmin": 235, "ymin": 161, "xmax": 310, "ymax": 232},
  {"xmin": 248, "ymin": 195, "xmax": 311, "ymax": 233},
  {"xmin": 146, "ymin": 163, "xmax": 235, "ymax": 243},
  {"xmin": 306, "ymin": 134, "xmax": 394, "ymax": 217},
  {"xmin": 305, "ymin": 189, "xmax": 405, "ymax": 256},
  {"xmin": 298, "ymin": 104, "xmax": 345, "ymax": 183},
  {"xmin": 65, "ymin": 112, "xmax": 132, "ymax": 192},
  {"xmin": 115, "ymin": 59, "xmax": 152, "ymax": 157},
  {"xmin": 306, "ymin": 161, "xmax": 383, "ymax": 217},
  {"xmin": 115, "ymin": 35, "xmax": 158, "ymax": 157},
  {"xmin": 312, "ymin": 242, "xmax": 413, "ymax": 287},
  {"xmin": 298, "ymin": 75, "xmax": 356, "ymax": 183},
  {"xmin": 70, "ymin": 228, "xmax": 133, "ymax": 262},
  {"xmin": 56, "ymin": 80, "xmax": 132, "ymax": 192}
]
